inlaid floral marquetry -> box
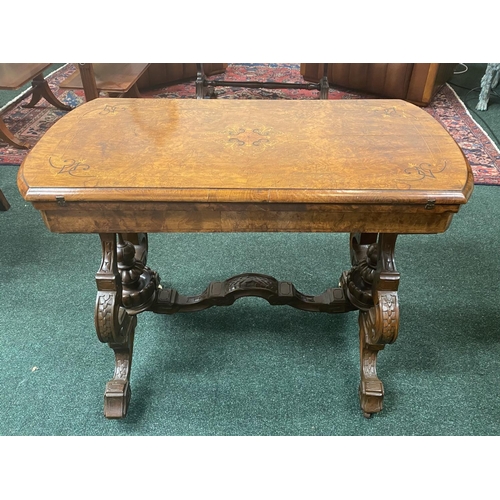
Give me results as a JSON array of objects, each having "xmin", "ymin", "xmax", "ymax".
[
  {"xmin": 49, "ymin": 157, "xmax": 94, "ymax": 177},
  {"xmin": 224, "ymin": 126, "xmax": 279, "ymax": 151}
]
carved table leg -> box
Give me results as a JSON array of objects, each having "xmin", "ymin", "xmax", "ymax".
[
  {"xmin": 95, "ymin": 233, "xmax": 135, "ymax": 418},
  {"xmin": 343, "ymin": 233, "xmax": 400, "ymax": 418},
  {"xmin": 95, "ymin": 233, "xmax": 159, "ymax": 418}
]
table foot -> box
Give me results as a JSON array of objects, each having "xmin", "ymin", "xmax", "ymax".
[
  {"xmin": 104, "ymin": 380, "xmax": 131, "ymax": 419},
  {"xmin": 104, "ymin": 326, "xmax": 135, "ymax": 419},
  {"xmin": 24, "ymin": 72, "xmax": 72, "ymax": 111},
  {"xmin": 359, "ymin": 311, "xmax": 386, "ymax": 416}
]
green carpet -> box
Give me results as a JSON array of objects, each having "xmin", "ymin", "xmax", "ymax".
[{"xmin": 1, "ymin": 164, "xmax": 499, "ymax": 436}]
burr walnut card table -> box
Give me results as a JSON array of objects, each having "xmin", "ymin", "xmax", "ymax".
[{"xmin": 17, "ymin": 97, "xmax": 473, "ymax": 419}]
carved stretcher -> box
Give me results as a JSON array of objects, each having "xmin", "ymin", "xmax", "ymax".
[{"xmin": 17, "ymin": 98, "xmax": 473, "ymax": 418}]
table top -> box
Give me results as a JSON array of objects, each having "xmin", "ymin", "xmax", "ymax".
[
  {"xmin": 18, "ymin": 98, "xmax": 473, "ymax": 206},
  {"xmin": 0, "ymin": 63, "xmax": 51, "ymax": 90}
]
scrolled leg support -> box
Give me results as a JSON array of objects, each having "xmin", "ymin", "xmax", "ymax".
[
  {"xmin": 344, "ymin": 233, "xmax": 400, "ymax": 418},
  {"xmin": 95, "ymin": 233, "xmax": 157, "ymax": 418}
]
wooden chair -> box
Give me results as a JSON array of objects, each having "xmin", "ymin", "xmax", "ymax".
[
  {"xmin": 0, "ymin": 63, "xmax": 72, "ymax": 149},
  {"xmin": 59, "ymin": 64, "xmax": 151, "ymax": 101}
]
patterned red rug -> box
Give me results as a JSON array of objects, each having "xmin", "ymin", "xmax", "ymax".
[{"xmin": 1, "ymin": 63, "xmax": 499, "ymax": 185}]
